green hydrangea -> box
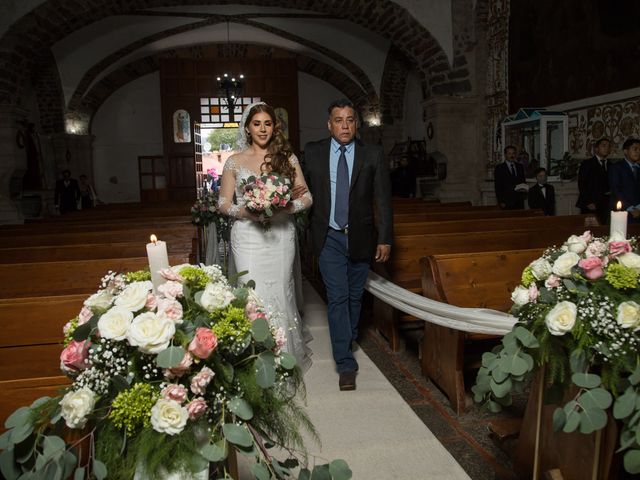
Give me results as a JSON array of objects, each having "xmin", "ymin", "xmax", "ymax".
[
  {"xmin": 109, "ymin": 383, "xmax": 159, "ymax": 435},
  {"xmin": 606, "ymin": 263, "xmax": 638, "ymax": 290},
  {"xmin": 63, "ymin": 317, "xmax": 79, "ymax": 346},
  {"xmin": 521, "ymin": 266, "xmax": 536, "ymax": 287},
  {"xmin": 123, "ymin": 270, "xmax": 151, "ymax": 283},
  {"xmin": 212, "ymin": 306, "xmax": 251, "ymax": 343},
  {"xmin": 179, "ymin": 266, "xmax": 209, "ymax": 291}
]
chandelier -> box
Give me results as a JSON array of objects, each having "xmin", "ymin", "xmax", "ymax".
[{"xmin": 216, "ymin": 21, "xmax": 244, "ymax": 114}]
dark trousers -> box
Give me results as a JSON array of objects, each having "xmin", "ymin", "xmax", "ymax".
[{"xmin": 318, "ymin": 229, "xmax": 370, "ymax": 373}]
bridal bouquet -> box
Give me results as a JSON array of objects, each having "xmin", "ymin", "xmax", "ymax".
[
  {"xmin": 472, "ymin": 231, "xmax": 640, "ymax": 474},
  {"xmin": 241, "ymin": 173, "xmax": 292, "ymax": 229},
  {"xmin": 1, "ymin": 265, "xmax": 351, "ymax": 480}
]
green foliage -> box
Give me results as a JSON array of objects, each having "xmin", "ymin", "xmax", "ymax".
[
  {"xmin": 521, "ymin": 266, "xmax": 535, "ymax": 287},
  {"xmin": 179, "ymin": 266, "xmax": 210, "ymax": 291},
  {"xmin": 123, "ymin": 270, "xmax": 151, "ymax": 283},
  {"xmin": 63, "ymin": 317, "xmax": 79, "ymax": 346},
  {"xmin": 109, "ymin": 383, "xmax": 159, "ymax": 434},
  {"xmin": 606, "ymin": 263, "xmax": 639, "ymax": 290},
  {"xmin": 212, "ymin": 306, "xmax": 252, "ymax": 345}
]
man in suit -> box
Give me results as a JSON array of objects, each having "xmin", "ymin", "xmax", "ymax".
[
  {"xmin": 304, "ymin": 99, "xmax": 393, "ymax": 391},
  {"xmin": 54, "ymin": 169, "xmax": 80, "ymax": 214},
  {"xmin": 527, "ymin": 168, "xmax": 555, "ymax": 215},
  {"xmin": 609, "ymin": 138, "xmax": 640, "ymax": 222},
  {"xmin": 576, "ymin": 137, "xmax": 611, "ymax": 224},
  {"xmin": 494, "ymin": 145, "xmax": 526, "ymax": 209}
]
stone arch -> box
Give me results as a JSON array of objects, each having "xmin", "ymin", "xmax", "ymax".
[
  {"xmin": 1, "ymin": 0, "xmax": 456, "ymax": 112},
  {"xmin": 31, "ymin": 49, "xmax": 65, "ymax": 134}
]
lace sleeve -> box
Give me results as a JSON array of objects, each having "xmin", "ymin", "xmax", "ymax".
[
  {"xmin": 289, "ymin": 155, "xmax": 313, "ymax": 213},
  {"xmin": 217, "ymin": 158, "xmax": 243, "ymax": 218}
]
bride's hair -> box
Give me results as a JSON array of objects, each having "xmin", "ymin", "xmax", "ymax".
[{"xmin": 244, "ymin": 103, "xmax": 296, "ymax": 181}]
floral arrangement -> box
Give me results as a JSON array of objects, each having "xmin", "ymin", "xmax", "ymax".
[
  {"xmin": 241, "ymin": 173, "xmax": 292, "ymax": 229},
  {"xmin": 472, "ymin": 231, "xmax": 640, "ymax": 474},
  {"xmin": 191, "ymin": 169, "xmax": 230, "ymax": 242},
  {"xmin": 0, "ymin": 265, "xmax": 351, "ymax": 480}
]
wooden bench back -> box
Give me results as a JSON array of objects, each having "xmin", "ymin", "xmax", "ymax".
[
  {"xmin": 421, "ymin": 248, "xmax": 544, "ymax": 311},
  {"xmin": 0, "ymin": 216, "xmax": 192, "ymax": 235},
  {"xmin": 393, "ymin": 208, "xmax": 544, "ymax": 223},
  {"xmin": 0, "ymin": 254, "xmax": 189, "ymax": 298}
]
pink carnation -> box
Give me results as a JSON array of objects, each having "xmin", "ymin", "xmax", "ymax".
[
  {"xmin": 157, "ymin": 298, "xmax": 184, "ymax": 323},
  {"xmin": 187, "ymin": 397, "xmax": 207, "ymax": 419},
  {"xmin": 188, "ymin": 328, "xmax": 218, "ymax": 359},
  {"xmin": 145, "ymin": 293, "xmax": 158, "ymax": 311},
  {"xmin": 274, "ymin": 327, "xmax": 287, "ymax": 353},
  {"xmin": 159, "ymin": 268, "xmax": 183, "ymax": 282},
  {"xmin": 528, "ymin": 284, "xmax": 539, "ymax": 302},
  {"xmin": 78, "ymin": 306, "xmax": 93, "ymax": 325},
  {"xmin": 609, "ymin": 241, "xmax": 632, "ymax": 257},
  {"xmin": 157, "ymin": 280, "xmax": 183, "ymax": 299},
  {"xmin": 545, "ymin": 274, "xmax": 561, "ymax": 289},
  {"xmin": 162, "ymin": 384, "xmax": 188, "ymax": 403},
  {"xmin": 164, "ymin": 352, "xmax": 194, "ymax": 379},
  {"xmin": 191, "ymin": 366, "xmax": 215, "ymax": 395},
  {"xmin": 579, "ymin": 256, "xmax": 604, "ymax": 280},
  {"xmin": 60, "ymin": 340, "xmax": 91, "ymax": 375}
]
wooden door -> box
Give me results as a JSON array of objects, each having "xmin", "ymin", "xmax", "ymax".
[
  {"xmin": 138, "ymin": 156, "xmax": 168, "ymax": 202},
  {"xmin": 167, "ymin": 156, "xmax": 196, "ymax": 201}
]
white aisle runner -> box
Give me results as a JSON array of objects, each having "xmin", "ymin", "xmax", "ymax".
[{"xmin": 245, "ymin": 281, "xmax": 470, "ymax": 479}]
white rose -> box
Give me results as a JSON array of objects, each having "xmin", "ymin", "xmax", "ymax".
[
  {"xmin": 60, "ymin": 387, "xmax": 96, "ymax": 429},
  {"xmin": 511, "ymin": 286, "xmax": 531, "ymax": 306},
  {"xmin": 617, "ymin": 253, "xmax": 640, "ymax": 274},
  {"xmin": 529, "ymin": 258, "xmax": 552, "ymax": 280},
  {"xmin": 545, "ymin": 301, "xmax": 577, "ymax": 336},
  {"xmin": 115, "ymin": 281, "xmax": 153, "ymax": 312},
  {"xmin": 97, "ymin": 306, "xmax": 133, "ymax": 340},
  {"xmin": 84, "ymin": 290, "xmax": 114, "ymax": 310},
  {"xmin": 552, "ymin": 252, "xmax": 580, "ymax": 278},
  {"xmin": 198, "ymin": 283, "xmax": 235, "ymax": 312},
  {"xmin": 150, "ymin": 399, "xmax": 188, "ymax": 435},
  {"xmin": 617, "ymin": 301, "xmax": 640, "ymax": 330},
  {"xmin": 564, "ymin": 235, "xmax": 588, "ymax": 254},
  {"xmin": 127, "ymin": 312, "xmax": 175, "ymax": 354}
]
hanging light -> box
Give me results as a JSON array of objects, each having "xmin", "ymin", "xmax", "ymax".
[{"xmin": 216, "ymin": 22, "xmax": 244, "ymax": 115}]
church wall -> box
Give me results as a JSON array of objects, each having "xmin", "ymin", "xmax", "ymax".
[
  {"xmin": 403, "ymin": 70, "xmax": 426, "ymax": 142},
  {"xmin": 91, "ymin": 72, "xmax": 163, "ymax": 204}
]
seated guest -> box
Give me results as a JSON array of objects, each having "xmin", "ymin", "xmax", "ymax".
[
  {"xmin": 576, "ymin": 137, "xmax": 611, "ymax": 224},
  {"xmin": 609, "ymin": 138, "xmax": 640, "ymax": 222},
  {"xmin": 494, "ymin": 145, "xmax": 526, "ymax": 209},
  {"xmin": 528, "ymin": 168, "xmax": 555, "ymax": 215}
]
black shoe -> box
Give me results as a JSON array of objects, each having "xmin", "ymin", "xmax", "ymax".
[{"xmin": 339, "ymin": 371, "xmax": 357, "ymax": 391}]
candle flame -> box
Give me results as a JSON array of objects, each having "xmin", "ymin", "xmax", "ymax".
[
  {"xmin": 617, "ymin": 201, "xmax": 623, "ymax": 211},
  {"xmin": 150, "ymin": 234, "xmax": 158, "ymax": 244}
]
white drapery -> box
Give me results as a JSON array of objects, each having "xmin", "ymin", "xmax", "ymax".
[{"xmin": 365, "ymin": 272, "xmax": 517, "ymax": 336}]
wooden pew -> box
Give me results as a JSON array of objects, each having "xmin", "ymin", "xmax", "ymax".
[
  {"xmin": 418, "ymin": 249, "xmax": 544, "ymax": 413},
  {"xmin": 0, "ymin": 216, "xmax": 193, "ymax": 235},
  {"xmin": 0, "ymin": 377, "xmax": 71, "ymax": 430},
  {"xmin": 393, "ymin": 208, "xmax": 544, "ymax": 223},
  {"xmin": 0, "ymin": 254, "xmax": 189, "ymax": 299}
]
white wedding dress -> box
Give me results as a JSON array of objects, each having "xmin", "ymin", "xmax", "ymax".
[{"xmin": 218, "ymin": 157, "xmax": 313, "ymax": 372}]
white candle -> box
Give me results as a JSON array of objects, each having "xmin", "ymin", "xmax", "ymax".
[
  {"xmin": 146, "ymin": 234, "xmax": 169, "ymax": 291},
  {"xmin": 610, "ymin": 201, "xmax": 628, "ymax": 239}
]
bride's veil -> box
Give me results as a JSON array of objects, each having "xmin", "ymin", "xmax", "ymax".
[{"xmin": 235, "ymin": 101, "xmax": 266, "ymax": 151}]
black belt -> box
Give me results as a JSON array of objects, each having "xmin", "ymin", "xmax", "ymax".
[{"xmin": 330, "ymin": 227, "xmax": 349, "ymax": 235}]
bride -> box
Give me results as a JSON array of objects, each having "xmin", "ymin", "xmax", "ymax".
[{"xmin": 217, "ymin": 102, "xmax": 313, "ymax": 372}]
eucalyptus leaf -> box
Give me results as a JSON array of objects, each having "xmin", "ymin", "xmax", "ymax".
[
  {"xmin": 62, "ymin": 451, "xmax": 77, "ymax": 478},
  {"xmin": 228, "ymin": 397, "xmax": 253, "ymax": 420},
  {"xmin": 329, "ymin": 459, "xmax": 352, "ymax": 480},
  {"xmin": 194, "ymin": 291, "xmax": 203, "ymax": 306},
  {"xmin": 579, "ymin": 388, "xmax": 612, "ymax": 410},
  {"xmin": 72, "ymin": 319, "xmax": 96, "ymax": 342},
  {"xmin": 280, "ymin": 352, "xmax": 297, "ymax": 370},
  {"xmin": 255, "ymin": 356, "xmax": 276, "ymax": 389},
  {"xmin": 571, "ymin": 372, "xmax": 601, "ymax": 389},
  {"xmin": 110, "ymin": 374, "xmax": 130, "ymax": 392},
  {"xmin": 481, "ymin": 352, "xmax": 497, "ymax": 368},
  {"xmin": 29, "ymin": 397, "xmax": 52, "ymax": 410},
  {"xmin": 619, "ymin": 428, "xmax": 636, "ymax": 451},
  {"xmin": 502, "ymin": 354, "xmax": 530, "ymax": 376},
  {"xmin": 298, "ymin": 468, "xmax": 311, "ymax": 480},
  {"xmin": 513, "ymin": 326, "xmax": 539, "ymax": 348},
  {"xmin": 310, "ymin": 464, "xmax": 331, "ymax": 480},
  {"xmin": 490, "ymin": 378, "xmax": 513, "ymax": 398},
  {"xmin": 251, "ymin": 463, "xmax": 270, "ymax": 480},
  {"xmin": 251, "ymin": 318, "xmax": 271, "ymax": 343},
  {"xmin": 73, "ymin": 467, "xmax": 86, "ymax": 480},
  {"xmin": 222, "ymin": 423, "xmax": 253, "ymax": 448},
  {"xmin": 579, "ymin": 408, "xmax": 608, "ymax": 434},
  {"xmin": 501, "ymin": 333, "xmax": 518, "ymax": 353},
  {"xmin": 563, "ymin": 402, "xmax": 580, "ymax": 433},
  {"xmin": 10, "ymin": 423, "xmax": 33, "ymax": 444},
  {"xmin": 200, "ymin": 441, "xmax": 227, "ymax": 462},
  {"xmin": 487, "ymin": 399, "xmax": 503, "ymax": 413},
  {"xmin": 495, "ymin": 393, "xmax": 513, "ymax": 407},
  {"xmin": 538, "ymin": 287, "xmax": 556, "ymax": 304},
  {"xmin": 5, "ymin": 407, "xmax": 31, "ymax": 429},
  {"xmin": 220, "ymin": 362, "xmax": 235, "ymax": 383},
  {"xmin": 18, "ymin": 472, "xmax": 37, "ymax": 480},
  {"xmin": 624, "ymin": 449, "xmax": 640, "ymax": 474},
  {"xmin": 41, "ymin": 460, "xmax": 61, "ymax": 480},
  {"xmin": 569, "ymin": 348, "xmax": 587, "ymax": 374},
  {"xmin": 562, "ymin": 278, "xmax": 577, "ymax": 292},
  {"xmin": 156, "ymin": 346, "xmax": 187, "ymax": 369},
  {"xmin": 0, "ymin": 430, "xmax": 12, "ymax": 450},
  {"xmin": 630, "ymin": 364, "xmax": 640, "ymax": 386},
  {"xmin": 0, "ymin": 449, "xmax": 20, "ymax": 480},
  {"xmin": 492, "ymin": 365, "xmax": 509, "ymax": 383},
  {"xmin": 42, "ymin": 435, "xmax": 66, "ymax": 461},
  {"xmin": 552, "ymin": 407, "xmax": 566, "ymax": 431},
  {"xmin": 93, "ymin": 459, "xmax": 107, "ymax": 480},
  {"xmin": 614, "ymin": 392, "xmax": 637, "ymax": 419}
]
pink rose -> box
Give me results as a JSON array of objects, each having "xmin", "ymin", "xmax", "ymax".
[
  {"xmin": 545, "ymin": 274, "xmax": 561, "ymax": 289},
  {"xmin": 60, "ymin": 340, "xmax": 91, "ymax": 375},
  {"xmin": 145, "ymin": 293, "xmax": 158, "ymax": 311},
  {"xmin": 78, "ymin": 307, "xmax": 93, "ymax": 325},
  {"xmin": 159, "ymin": 268, "xmax": 183, "ymax": 282},
  {"xmin": 271, "ymin": 196, "xmax": 280, "ymax": 206},
  {"xmin": 191, "ymin": 366, "xmax": 215, "ymax": 395},
  {"xmin": 157, "ymin": 280, "xmax": 183, "ymax": 299},
  {"xmin": 157, "ymin": 298, "xmax": 184, "ymax": 323},
  {"xmin": 187, "ymin": 397, "xmax": 207, "ymax": 419},
  {"xmin": 279, "ymin": 199, "xmax": 288, "ymax": 207},
  {"xmin": 579, "ymin": 257, "xmax": 604, "ymax": 280},
  {"xmin": 162, "ymin": 384, "xmax": 188, "ymax": 403},
  {"xmin": 188, "ymin": 328, "xmax": 218, "ymax": 359},
  {"xmin": 528, "ymin": 284, "xmax": 539, "ymax": 302},
  {"xmin": 164, "ymin": 352, "xmax": 194, "ymax": 379},
  {"xmin": 610, "ymin": 241, "xmax": 632, "ymax": 257}
]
